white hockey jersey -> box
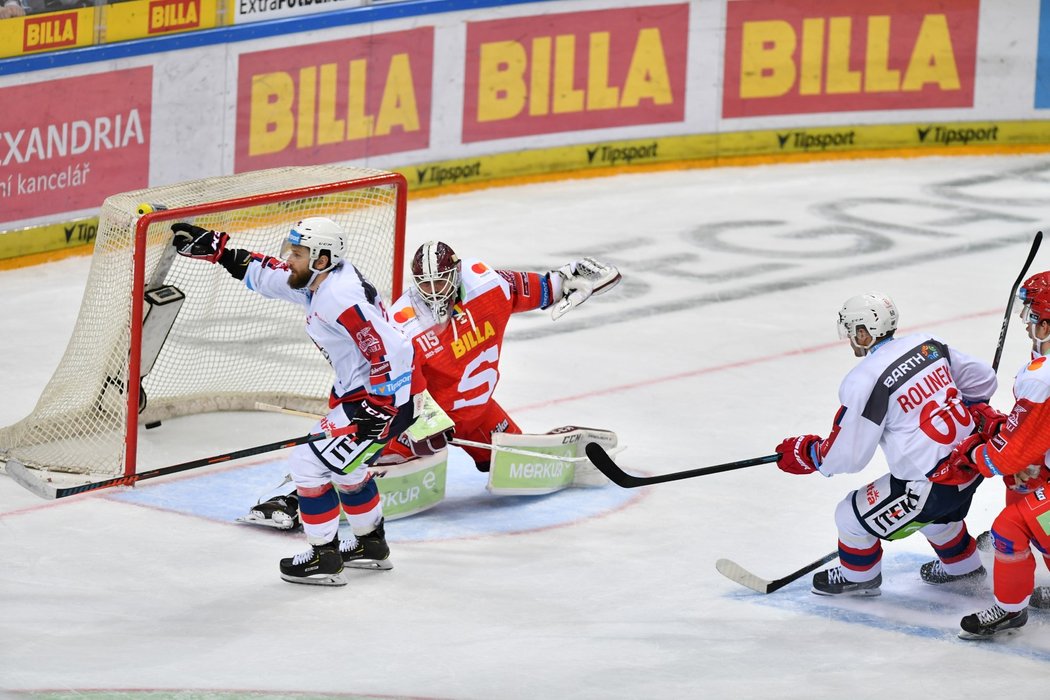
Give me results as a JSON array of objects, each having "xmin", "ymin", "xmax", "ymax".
[
  {"xmin": 243, "ymin": 257, "xmax": 414, "ymax": 407},
  {"xmin": 816, "ymin": 332, "xmax": 998, "ymax": 482}
]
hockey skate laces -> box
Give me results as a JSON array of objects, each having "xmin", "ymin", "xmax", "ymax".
[
  {"xmin": 292, "ymin": 547, "xmax": 319, "ymax": 565},
  {"xmin": 976, "ymin": 605, "xmax": 1008, "ymax": 624}
]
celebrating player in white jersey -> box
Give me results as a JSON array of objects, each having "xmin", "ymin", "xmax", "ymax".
[
  {"xmin": 170, "ymin": 217, "xmax": 417, "ymax": 586},
  {"xmin": 945, "ymin": 271, "xmax": 1050, "ymax": 638},
  {"xmin": 776, "ymin": 292, "xmax": 998, "ymax": 596}
]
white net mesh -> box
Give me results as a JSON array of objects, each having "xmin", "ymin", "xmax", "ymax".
[{"xmin": 0, "ymin": 165, "xmax": 404, "ymax": 476}]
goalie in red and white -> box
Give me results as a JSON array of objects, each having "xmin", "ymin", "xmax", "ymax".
[
  {"xmin": 384, "ymin": 240, "xmax": 620, "ymax": 469},
  {"xmin": 243, "ymin": 240, "xmax": 620, "ymax": 528}
]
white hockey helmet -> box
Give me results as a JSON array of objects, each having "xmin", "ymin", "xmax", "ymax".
[
  {"xmin": 837, "ymin": 292, "xmax": 899, "ymax": 349},
  {"xmin": 411, "ymin": 241, "xmax": 461, "ymax": 324},
  {"xmin": 282, "ymin": 217, "xmax": 346, "ymax": 273}
]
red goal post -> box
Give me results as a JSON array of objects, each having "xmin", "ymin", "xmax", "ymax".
[{"xmin": 0, "ymin": 166, "xmax": 407, "ymax": 481}]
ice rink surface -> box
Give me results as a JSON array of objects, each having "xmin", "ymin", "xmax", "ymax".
[{"xmin": 3, "ymin": 154, "xmax": 1050, "ymax": 699}]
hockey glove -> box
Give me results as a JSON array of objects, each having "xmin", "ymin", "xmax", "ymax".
[
  {"xmin": 967, "ymin": 402, "xmax": 1007, "ymax": 441},
  {"xmin": 550, "ymin": 257, "xmax": 621, "ymax": 320},
  {"xmin": 775, "ymin": 435, "xmax": 822, "ymax": 475},
  {"xmin": 1004, "ymin": 464, "xmax": 1046, "ymax": 493},
  {"xmin": 171, "ymin": 222, "xmax": 229, "ymax": 263},
  {"xmin": 350, "ymin": 397, "xmax": 398, "ymax": 443},
  {"xmin": 938, "ymin": 433, "xmax": 987, "ymax": 479}
]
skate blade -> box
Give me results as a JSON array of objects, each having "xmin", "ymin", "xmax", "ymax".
[
  {"xmin": 958, "ymin": 627, "xmax": 1023, "ymax": 641},
  {"xmin": 344, "ymin": 559, "xmax": 393, "ymax": 571},
  {"xmin": 811, "ymin": 587, "xmax": 881, "ymax": 597},
  {"xmin": 280, "ymin": 572, "xmax": 347, "ymax": 586},
  {"xmin": 235, "ymin": 515, "xmax": 297, "ymax": 531}
]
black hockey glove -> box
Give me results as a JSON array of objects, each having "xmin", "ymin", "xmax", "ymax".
[
  {"xmin": 171, "ymin": 223, "xmax": 230, "ymax": 263},
  {"xmin": 171, "ymin": 223, "xmax": 252, "ymax": 280},
  {"xmin": 350, "ymin": 397, "xmax": 398, "ymax": 443}
]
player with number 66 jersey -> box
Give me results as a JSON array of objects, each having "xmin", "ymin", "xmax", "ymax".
[{"xmin": 776, "ymin": 292, "xmax": 997, "ymax": 598}]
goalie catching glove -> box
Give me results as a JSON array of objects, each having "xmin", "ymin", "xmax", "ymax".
[{"xmin": 549, "ymin": 257, "xmax": 621, "ymax": 320}]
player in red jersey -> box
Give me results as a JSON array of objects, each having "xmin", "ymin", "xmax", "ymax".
[
  {"xmin": 383, "ymin": 241, "xmax": 620, "ymax": 470},
  {"xmin": 948, "ymin": 270, "xmax": 1050, "ymax": 638}
]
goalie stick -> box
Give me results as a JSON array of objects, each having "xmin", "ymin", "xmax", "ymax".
[
  {"xmin": 6, "ymin": 427, "xmax": 354, "ymax": 500},
  {"xmin": 716, "ymin": 551, "xmax": 838, "ymax": 594},
  {"xmin": 993, "ymin": 230, "xmax": 1042, "ymax": 371},
  {"xmin": 583, "ymin": 442, "xmax": 777, "ymax": 488},
  {"xmin": 254, "ymin": 402, "xmax": 600, "ymax": 463}
]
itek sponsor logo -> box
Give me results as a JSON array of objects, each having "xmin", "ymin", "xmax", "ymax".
[{"xmin": 917, "ymin": 125, "xmax": 999, "ymax": 145}]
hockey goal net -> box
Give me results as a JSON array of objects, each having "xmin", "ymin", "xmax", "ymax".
[{"xmin": 0, "ymin": 166, "xmax": 406, "ymax": 478}]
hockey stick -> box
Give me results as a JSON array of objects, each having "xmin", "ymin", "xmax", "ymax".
[
  {"xmin": 716, "ymin": 551, "xmax": 838, "ymax": 594},
  {"xmin": 993, "ymin": 230, "xmax": 1042, "ymax": 371},
  {"xmin": 583, "ymin": 442, "xmax": 777, "ymax": 488},
  {"xmin": 6, "ymin": 428, "xmax": 350, "ymax": 500},
  {"xmin": 254, "ymin": 402, "xmax": 597, "ymax": 463}
]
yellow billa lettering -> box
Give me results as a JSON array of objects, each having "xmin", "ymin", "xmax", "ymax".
[
  {"xmin": 529, "ymin": 36, "xmax": 551, "ymax": 116},
  {"xmin": 317, "ymin": 63, "xmax": 345, "ymax": 146},
  {"xmin": 553, "ymin": 35, "xmax": 584, "ymax": 114},
  {"xmin": 740, "ymin": 20, "xmax": 796, "ymax": 99},
  {"xmin": 374, "ymin": 53, "xmax": 420, "ymax": 136},
  {"xmin": 151, "ymin": 2, "xmax": 198, "ymax": 30},
  {"xmin": 478, "ymin": 41, "xmax": 528, "ymax": 123},
  {"xmin": 248, "ymin": 54, "xmax": 420, "ymax": 156},
  {"xmin": 347, "ymin": 59, "xmax": 374, "ymax": 140},
  {"xmin": 27, "ymin": 18, "xmax": 74, "ymax": 47},
  {"xmin": 620, "ymin": 28, "xmax": 672, "ymax": 107},
  {"xmin": 297, "ymin": 65, "xmax": 316, "ymax": 148},
  {"xmin": 826, "ymin": 17, "xmax": 861, "ymax": 94},
  {"xmin": 478, "ymin": 27, "xmax": 672, "ymax": 122},
  {"xmin": 902, "ymin": 14, "xmax": 960, "ymax": 91},
  {"xmin": 865, "ymin": 16, "xmax": 900, "ymax": 92},
  {"xmin": 249, "ymin": 72, "xmax": 295, "ymax": 156},
  {"xmin": 587, "ymin": 32, "xmax": 618, "ymax": 111},
  {"xmin": 739, "ymin": 13, "xmax": 961, "ymax": 98}
]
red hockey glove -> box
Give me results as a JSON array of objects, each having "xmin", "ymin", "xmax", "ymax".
[
  {"xmin": 171, "ymin": 222, "xmax": 230, "ymax": 263},
  {"xmin": 776, "ymin": 435, "xmax": 822, "ymax": 475},
  {"xmin": 967, "ymin": 402, "xmax": 1007, "ymax": 441},
  {"xmin": 934, "ymin": 433, "xmax": 992, "ymax": 482}
]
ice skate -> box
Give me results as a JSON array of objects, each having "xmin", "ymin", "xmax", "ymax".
[
  {"xmin": 1028, "ymin": 586, "xmax": 1050, "ymax": 609},
  {"xmin": 279, "ymin": 538, "xmax": 346, "ymax": 586},
  {"xmin": 959, "ymin": 604, "xmax": 1028, "ymax": 639},
  {"xmin": 919, "ymin": 560, "xmax": 986, "ymax": 587},
  {"xmin": 340, "ymin": 519, "xmax": 392, "ymax": 570},
  {"xmin": 975, "ymin": 530, "xmax": 993, "ymax": 553},
  {"xmin": 237, "ymin": 494, "xmax": 301, "ymax": 530},
  {"xmin": 812, "ymin": 567, "xmax": 881, "ymax": 597}
]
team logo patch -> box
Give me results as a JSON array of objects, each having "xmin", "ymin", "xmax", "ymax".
[
  {"xmin": 920, "ymin": 344, "xmax": 941, "ymax": 360},
  {"xmin": 1029, "ymin": 356, "xmax": 1047, "ymax": 371},
  {"xmin": 393, "ymin": 306, "xmax": 415, "ymax": 323},
  {"xmin": 355, "ymin": 327, "xmax": 382, "ymax": 354},
  {"xmin": 472, "ymin": 262, "xmax": 488, "ymax": 274}
]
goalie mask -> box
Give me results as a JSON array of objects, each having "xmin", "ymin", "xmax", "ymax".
[
  {"xmin": 837, "ymin": 292, "xmax": 898, "ymax": 353},
  {"xmin": 412, "ymin": 241, "xmax": 461, "ymax": 325},
  {"xmin": 281, "ymin": 217, "xmax": 346, "ymax": 275}
]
